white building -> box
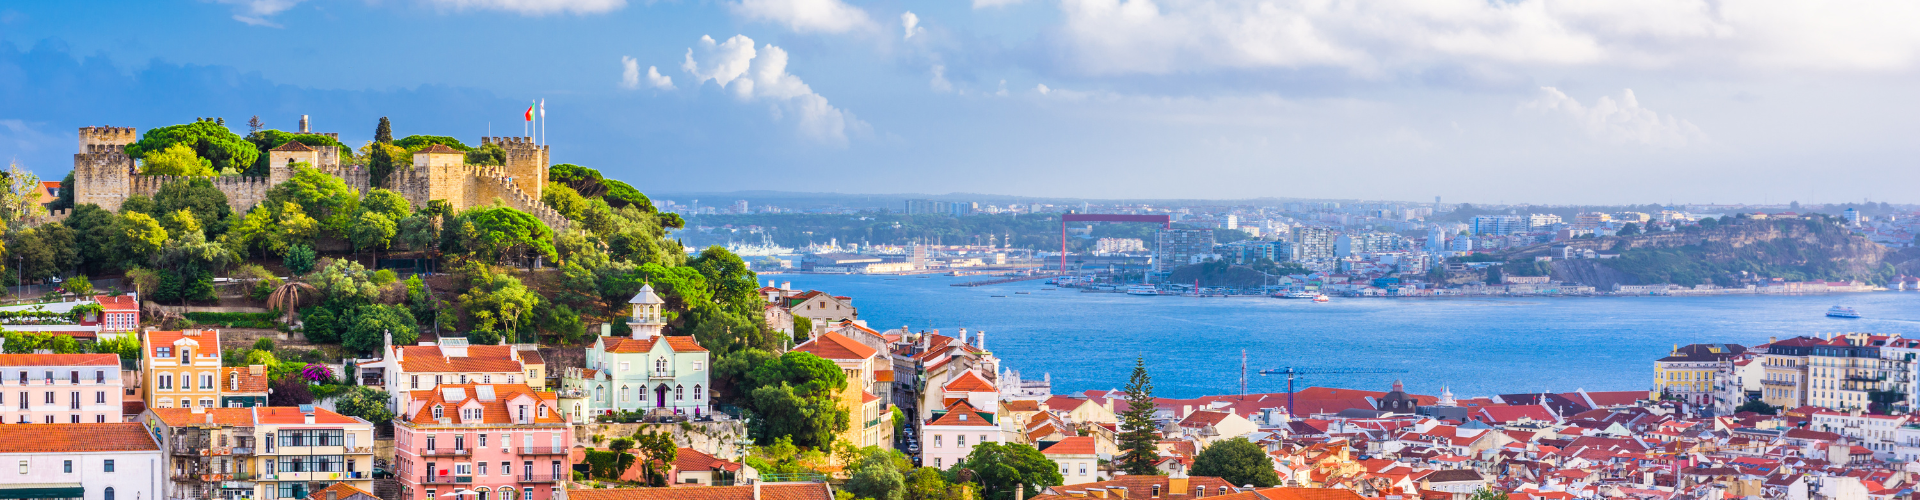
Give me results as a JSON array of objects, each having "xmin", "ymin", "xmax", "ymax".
[
  {"xmin": 922, "ymin": 400, "xmax": 999, "ymax": 470},
  {"xmin": 0, "ymin": 423, "xmax": 162, "ymax": 500},
  {"xmin": 1810, "ymin": 410, "xmax": 1908, "ymax": 461},
  {"xmin": 1039, "ymin": 436, "xmax": 1103, "ymax": 485}
]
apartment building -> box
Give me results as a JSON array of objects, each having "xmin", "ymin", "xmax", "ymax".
[
  {"xmin": 145, "ymin": 406, "xmax": 377, "ymax": 500},
  {"xmin": 793, "ymin": 332, "xmax": 893, "ymax": 449},
  {"xmin": 922, "ymin": 400, "xmax": 999, "ymax": 470},
  {"xmin": 1654, "ymin": 344, "xmax": 1747, "ymax": 407},
  {"xmin": 0, "ymin": 353, "xmax": 124, "ymax": 424},
  {"xmin": 144, "ymin": 330, "xmax": 224, "ymax": 410},
  {"xmin": 1761, "ymin": 336, "xmax": 1818, "ymax": 408},
  {"xmin": 1806, "ymin": 333, "xmax": 1906, "ymax": 412},
  {"xmin": 0, "ymin": 423, "xmax": 162, "ymax": 500},
  {"xmin": 359, "ymin": 336, "xmax": 546, "ymax": 410},
  {"xmin": 1154, "ymin": 228, "xmax": 1215, "ymax": 272},
  {"xmin": 394, "ymin": 384, "xmax": 571, "ymax": 500},
  {"xmin": 1810, "ymin": 410, "xmax": 1908, "ymax": 461}
]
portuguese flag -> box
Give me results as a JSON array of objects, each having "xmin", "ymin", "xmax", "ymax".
[{"xmin": 524, "ymin": 102, "xmax": 535, "ymax": 121}]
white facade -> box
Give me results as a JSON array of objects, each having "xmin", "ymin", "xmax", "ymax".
[{"xmin": 1, "ymin": 450, "xmax": 161, "ymax": 500}]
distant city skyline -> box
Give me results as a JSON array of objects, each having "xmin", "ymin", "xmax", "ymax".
[{"xmin": 5, "ymin": 1, "xmax": 1920, "ymax": 204}]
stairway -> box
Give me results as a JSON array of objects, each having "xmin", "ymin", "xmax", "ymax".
[{"xmin": 373, "ymin": 478, "xmax": 402, "ymax": 500}]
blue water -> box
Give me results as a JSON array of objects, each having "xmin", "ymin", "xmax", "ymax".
[{"xmin": 774, "ymin": 274, "xmax": 1920, "ymax": 400}]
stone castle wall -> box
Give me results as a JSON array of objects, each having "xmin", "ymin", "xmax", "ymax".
[{"xmin": 68, "ymin": 126, "xmax": 567, "ymax": 231}]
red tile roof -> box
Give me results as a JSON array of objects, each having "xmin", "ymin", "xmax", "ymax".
[
  {"xmin": 944, "ymin": 371, "xmax": 994, "ymax": 392},
  {"xmin": 416, "ymin": 144, "xmax": 462, "ymax": 154},
  {"xmin": 307, "ymin": 482, "xmax": 380, "ymax": 500},
  {"xmin": 146, "ymin": 329, "xmax": 220, "ymax": 358},
  {"xmin": 150, "ymin": 407, "xmax": 257, "ymax": 426},
  {"xmin": 403, "ymin": 383, "xmax": 564, "ymax": 425},
  {"xmin": 601, "ymin": 336, "xmax": 708, "ymax": 354},
  {"xmin": 221, "ymin": 366, "xmax": 271, "ymax": 394},
  {"xmin": 0, "ymin": 423, "xmax": 157, "ymax": 452},
  {"xmin": 793, "ymin": 332, "xmax": 877, "ymax": 360},
  {"xmin": 271, "ymin": 141, "xmax": 315, "ymax": 151},
  {"xmin": 1181, "ymin": 410, "xmax": 1234, "ymax": 427},
  {"xmin": 1040, "ymin": 436, "xmax": 1098, "ymax": 455},
  {"xmin": 94, "ymin": 294, "xmax": 138, "ymax": 312},
  {"xmin": 567, "ymin": 484, "xmax": 832, "ymax": 500},
  {"xmin": 927, "ymin": 401, "xmax": 996, "ymax": 427},
  {"xmin": 0, "ymin": 353, "xmax": 119, "ymax": 366},
  {"xmin": 257, "ymin": 406, "xmax": 363, "ymax": 425},
  {"xmin": 397, "ymin": 345, "xmax": 527, "ymax": 373},
  {"xmin": 672, "ymin": 447, "xmax": 743, "ymax": 473}
]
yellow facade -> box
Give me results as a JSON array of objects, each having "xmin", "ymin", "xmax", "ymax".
[{"xmin": 144, "ymin": 330, "xmax": 224, "ymax": 409}]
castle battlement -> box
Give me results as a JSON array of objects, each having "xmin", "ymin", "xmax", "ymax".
[{"xmin": 69, "ymin": 122, "xmax": 572, "ymax": 232}]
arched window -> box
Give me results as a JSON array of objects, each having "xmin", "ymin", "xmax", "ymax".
[
  {"xmin": 431, "ymin": 405, "xmax": 444, "ymax": 419},
  {"xmin": 620, "ymin": 386, "xmax": 629, "ymax": 402},
  {"xmin": 675, "ymin": 385, "xmax": 684, "ymax": 401},
  {"xmin": 475, "ymin": 487, "xmax": 490, "ymax": 500},
  {"xmin": 104, "ymin": 488, "xmax": 114, "ymax": 500},
  {"xmin": 595, "ymin": 385, "xmax": 604, "ymax": 403},
  {"xmin": 655, "ymin": 358, "xmax": 667, "ymax": 373},
  {"xmin": 694, "ymin": 385, "xmax": 704, "ymax": 400},
  {"xmin": 500, "ymin": 487, "xmax": 517, "ymax": 500},
  {"xmin": 180, "ymin": 398, "xmax": 191, "ymax": 408}
]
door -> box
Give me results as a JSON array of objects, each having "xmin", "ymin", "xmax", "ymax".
[{"xmin": 655, "ymin": 385, "xmax": 667, "ymax": 408}]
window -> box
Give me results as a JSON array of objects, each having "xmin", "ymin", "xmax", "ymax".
[
  {"xmin": 1080, "ymin": 464, "xmax": 1088, "ymax": 476},
  {"xmin": 44, "ymin": 392, "xmax": 52, "ymax": 404},
  {"xmin": 69, "ymin": 415, "xmax": 78, "ymax": 423},
  {"xmin": 104, "ymin": 488, "xmax": 114, "ymax": 500},
  {"xmin": 201, "ymin": 374, "xmax": 214, "ymax": 390},
  {"xmin": 201, "ymin": 398, "xmax": 214, "ymax": 408},
  {"xmin": 435, "ymin": 375, "xmax": 443, "ymax": 386},
  {"xmin": 518, "ymin": 406, "xmax": 527, "ymax": 422},
  {"xmin": 95, "ymin": 391, "xmax": 104, "ymax": 404},
  {"xmin": 693, "ymin": 361, "xmax": 703, "ymax": 371},
  {"xmin": 957, "ymin": 435, "xmax": 966, "ymax": 447},
  {"xmin": 501, "ymin": 461, "xmax": 511, "ymax": 475},
  {"xmin": 69, "ymin": 392, "xmax": 79, "ymax": 410},
  {"xmin": 17, "ymin": 460, "xmax": 25, "ymax": 474},
  {"xmin": 934, "ymin": 435, "xmax": 942, "ymax": 448},
  {"xmin": 478, "ymin": 462, "xmax": 488, "ymax": 476},
  {"xmin": 538, "ymin": 406, "xmax": 548, "ymax": 418},
  {"xmin": 432, "ymin": 405, "xmax": 444, "ymax": 419},
  {"xmin": 655, "ymin": 358, "xmax": 667, "ymax": 373},
  {"xmin": 459, "ymin": 375, "xmax": 467, "ymax": 384},
  {"xmin": 980, "ymin": 434, "xmax": 989, "ymax": 444},
  {"xmin": 933, "ymin": 458, "xmax": 941, "ymax": 468},
  {"xmin": 426, "ymin": 435, "xmax": 436, "ymax": 450},
  {"xmin": 158, "ymin": 375, "xmax": 172, "ymax": 390},
  {"xmin": 16, "ymin": 391, "xmax": 24, "ymax": 410},
  {"xmin": 675, "ymin": 385, "xmax": 684, "ymax": 401},
  {"xmin": 63, "ymin": 460, "xmax": 71, "ymax": 473},
  {"xmin": 68, "ymin": 371, "xmax": 77, "ymax": 384},
  {"xmin": 619, "ymin": 362, "xmax": 630, "ymax": 372},
  {"xmin": 411, "ymin": 375, "xmax": 420, "ymax": 389},
  {"xmin": 694, "ymin": 385, "xmax": 704, "ymax": 400},
  {"xmin": 455, "ymin": 463, "xmax": 471, "ymax": 475},
  {"xmin": 479, "ymin": 434, "xmax": 487, "ymax": 448},
  {"xmin": 96, "ymin": 415, "xmax": 104, "ymax": 423},
  {"xmin": 483, "ymin": 375, "xmax": 491, "ymax": 384}
]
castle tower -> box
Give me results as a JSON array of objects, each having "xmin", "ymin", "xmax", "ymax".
[
  {"xmin": 482, "ymin": 136, "xmax": 548, "ymax": 201},
  {"xmin": 73, "ymin": 126, "xmax": 138, "ymax": 212},
  {"xmin": 627, "ymin": 284, "xmax": 666, "ymax": 340},
  {"xmin": 267, "ymin": 141, "xmax": 319, "ymax": 186}
]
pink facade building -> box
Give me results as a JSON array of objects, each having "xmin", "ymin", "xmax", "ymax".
[
  {"xmin": 0, "ymin": 353, "xmax": 125, "ymax": 424},
  {"xmin": 394, "ymin": 384, "xmax": 572, "ymax": 500}
]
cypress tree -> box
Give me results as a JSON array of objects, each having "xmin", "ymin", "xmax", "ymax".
[
  {"xmin": 1118, "ymin": 357, "xmax": 1161, "ymax": 476},
  {"xmin": 374, "ymin": 117, "xmax": 393, "ymax": 144}
]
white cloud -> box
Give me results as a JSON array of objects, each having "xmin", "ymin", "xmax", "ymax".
[
  {"xmin": 211, "ymin": 0, "xmax": 304, "ymax": 27},
  {"xmin": 1050, "ymin": 0, "xmax": 1920, "ymax": 76},
  {"xmin": 930, "ymin": 64, "xmax": 952, "ymax": 92},
  {"xmin": 419, "ymin": 0, "xmax": 627, "ymax": 15},
  {"xmin": 646, "ymin": 66, "xmax": 675, "ymax": 90},
  {"xmin": 902, "ymin": 11, "xmax": 923, "ymax": 40},
  {"xmin": 1036, "ymin": 83, "xmax": 1051, "ymax": 95},
  {"xmin": 1523, "ymin": 87, "xmax": 1704, "ymax": 147},
  {"xmin": 973, "ymin": 0, "xmax": 1026, "ymax": 9},
  {"xmin": 728, "ymin": 0, "xmax": 875, "ymax": 34},
  {"xmin": 996, "ymin": 79, "xmax": 1008, "ymax": 96},
  {"xmin": 682, "ymin": 35, "xmax": 868, "ymax": 146},
  {"xmin": 620, "ymin": 56, "xmax": 641, "ymax": 89}
]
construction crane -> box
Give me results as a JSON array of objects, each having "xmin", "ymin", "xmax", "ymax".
[{"xmin": 1258, "ymin": 367, "xmax": 1412, "ymax": 413}]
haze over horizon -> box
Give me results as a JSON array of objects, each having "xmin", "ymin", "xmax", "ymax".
[{"xmin": 4, "ymin": 0, "xmax": 1920, "ymax": 205}]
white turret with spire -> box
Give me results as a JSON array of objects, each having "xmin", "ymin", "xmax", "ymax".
[
  {"xmin": 628, "ymin": 284, "xmax": 666, "ymax": 340},
  {"xmin": 1438, "ymin": 386, "xmax": 1456, "ymax": 407}
]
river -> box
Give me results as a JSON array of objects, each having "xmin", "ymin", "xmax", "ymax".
[{"xmin": 771, "ymin": 274, "xmax": 1920, "ymax": 399}]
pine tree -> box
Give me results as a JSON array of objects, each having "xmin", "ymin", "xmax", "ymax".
[
  {"xmin": 247, "ymin": 116, "xmax": 264, "ymax": 132},
  {"xmin": 1118, "ymin": 357, "xmax": 1161, "ymax": 476},
  {"xmin": 374, "ymin": 117, "xmax": 393, "ymax": 144}
]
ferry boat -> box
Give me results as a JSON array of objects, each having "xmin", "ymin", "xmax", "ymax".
[
  {"xmin": 1827, "ymin": 305, "xmax": 1860, "ymax": 319},
  {"xmin": 1126, "ymin": 285, "xmax": 1160, "ymax": 296},
  {"xmin": 1274, "ymin": 291, "xmax": 1318, "ymax": 299},
  {"xmin": 1313, "ymin": 294, "xmax": 1330, "ymax": 303}
]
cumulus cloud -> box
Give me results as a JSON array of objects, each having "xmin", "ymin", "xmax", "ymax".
[
  {"xmin": 1051, "ymin": 0, "xmax": 1920, "ymax": 76},
  {"xmin": 620, "ymin": 56, "xmax": 641, "ymax": 89},
  {"xmin": 973, "ymin": 0, "xmax": 1026, "ymax": 9},
  {"xmin": 930, "ymin": 65, "xmax": 952, "ymax": 92},
  {"xmin": 1523, "ymin": 87, "xmax": 1705, "ymax": 147},
  {"xmin": 646, "ymin": 66, "xmax": 675, "ymax": 90},
  {"xmin": 210, "ymin": 0, "xmax": 305, "ymax": 27},
  {"xmin": 420, "ymin": 0, "xmax": 627, "ymax": 15},
  {"xmin": 682, "ymin": 35, "xmax": 868, "ymax": 146},
  {"xmin": 729, "ymin": 0, "xmax": 875, "ymax": 34},
  {"xmin": 902, "ymin": 11, "xmax": 923, "ymax": 40},
  {"xmin": 1036, "ymin": 83, "xmax": 1051, "ymax": 95}
]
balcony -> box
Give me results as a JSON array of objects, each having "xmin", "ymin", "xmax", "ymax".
[
  {"xmin": 517, "ymin": 474, "xmax": 561, "ymax": 483},
  {"xmin": 419, "ymin": 448, "xmax": 472, "ymax": 457},
  {"xmin": 516, "ymin": 446, "xmax": 568, "ymax": 455},
  {"xmin": 649, "ymin": 370, "xmax": 676, "ymax": 380},
  {"xmin": 231, "ymin": 447, "xmax": 253, "ymax": 456},
  {"xmin": 1761, "ymin": 379, "xmax": 1796, "ymax": 387},
  {"xmin": 418, "ymin": 475, "xmax": 474, "ymax": 484},
  {"xmin": 1847, "ymin": 374, "xmax": 1888, "ymax": 382}
]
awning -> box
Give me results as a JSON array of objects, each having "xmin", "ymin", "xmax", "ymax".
[{"xmin": 0, "ymin": 486, "xmax": 86, "ymax": 499}]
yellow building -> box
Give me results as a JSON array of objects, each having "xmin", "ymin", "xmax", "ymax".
[
  {"xmin": 793, "ymin": 332, "xmax": 893, "ymax": 450},
  {"xmin": 145, "ymin": 405, "xmax": 377, "ymax": 500},
  {"xmin": 1654, "ymin": 343, "xmax": 1746, "ymax": 406},
  {"xmin": 145, "ymin": 329, "xmax": 224, "ymax": 409}
]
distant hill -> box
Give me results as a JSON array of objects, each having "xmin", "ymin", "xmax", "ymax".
[{"xmin": 1522, "ymin": 217, "xmax": 1894, "ymax": 289}]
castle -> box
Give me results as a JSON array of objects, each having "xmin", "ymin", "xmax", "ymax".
[{"xmin": 69, "ymin": 123, "xmax": 569, "ymax": 230}]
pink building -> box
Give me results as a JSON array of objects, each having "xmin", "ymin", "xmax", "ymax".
[
  {"xmin": 0, "ymin": 353, "xmax": 125, "ymax": 424},
  {"xmin": 394, "ymin": 383, "xmax": 572, "ymax": 500}
]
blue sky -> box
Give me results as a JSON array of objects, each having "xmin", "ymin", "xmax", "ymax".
[{"xmin": 3, "ymin": 0, "xmax": 1920, "ymax": 204}]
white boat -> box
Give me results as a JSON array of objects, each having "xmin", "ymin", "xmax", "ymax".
[
  {"xmin": 1827, "ymin": 305, "xmax": 1860, "ymax": 319},
  {"xmin": 1313, "ymin": 294, "xmax": 1330, "ymax": 303},
  {"xmin": 1275, "ymin": 291, "xmax": 1318, "ymax": 299},
  {"xmin": 1127, "ymin": 285, "xmax": 1160, "ymax": 296}
]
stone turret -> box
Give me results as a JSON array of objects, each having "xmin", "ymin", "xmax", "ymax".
[
  {"xmin": 268, "ymin": 140, "xmax": 319, "ymax": 186},
  {"xmin": 73, "ymin": 127, "xmax": 139, "ymax": 212},
  {"xmin": 482, "ymin": 136, "xmax": 549, "ymax": 201},
  {"xmin": 628, "ymin": 284, "xmax": 666, "ymax": 340}
]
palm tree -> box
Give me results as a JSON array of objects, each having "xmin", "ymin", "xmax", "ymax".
[{"xmin": 268, "ymin": 281, "xmax": 318, "ymax": 323}]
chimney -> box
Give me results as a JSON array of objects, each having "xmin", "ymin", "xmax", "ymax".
[
  {"xmin": 327, "ymin": 490, "xmax": 338, "ymax": 500},
  {"xmin": 753, "ymin": 481, "xmax": 762, "ymax": 500},
  {"xmin": 1169, "ymin": 471, "xmax": 1190, "ymax": 496},
  {"xmin": 305, "ymin": 412, "xmax": 316, "ymax": 425},
  {"xmin": 977, "ymin": 330, "xmax": 987, "ymax": 351},
  {"xmin": 249, "ymin": 364, "xmax": 264, "ymax": 376},
  {"xmin": 190, "ymin": 405, "xmax": 205, "ymax": 414},
  {"xmin": 781, "ymin": 281, "xmax": 791, "ymax": 291},
  {"xmin": 299, "ymin": 115, "xmax": 309, "ymax": 133}
]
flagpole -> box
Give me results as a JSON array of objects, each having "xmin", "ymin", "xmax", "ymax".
[{"xmin": 540, "ymin": 99, "xmax": 546, "ymax": 146}]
